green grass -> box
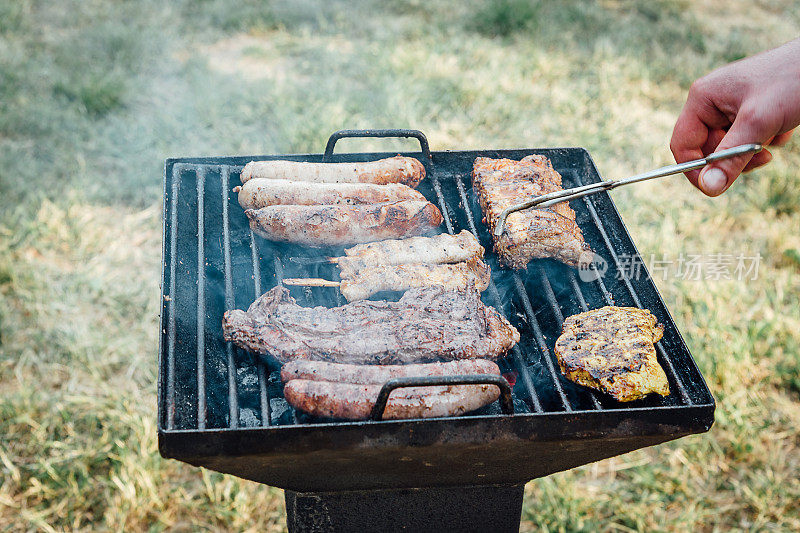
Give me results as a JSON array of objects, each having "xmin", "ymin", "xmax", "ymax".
[{"xmin": 1, "ymin": 0, "xmax": 799, "ymax": 530}]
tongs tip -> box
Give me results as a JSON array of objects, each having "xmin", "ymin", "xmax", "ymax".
[
  {"xmin": 493, "ymin": 210, "xmax": 510, "ymax": 236},
  {"xmin": 705, "ymin": 143, "xmax": 762, "ymax": 162}
]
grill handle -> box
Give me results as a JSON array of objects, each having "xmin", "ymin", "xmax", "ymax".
[
  {"xmin": 370, "ymin": 374, "xmax": 514, "ymax": 421},
  {"xmin": 324, "ymin": 129, "xmax": 432, "ymax": 162}
]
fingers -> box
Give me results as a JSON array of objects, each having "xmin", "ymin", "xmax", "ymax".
[
  {"xmin": 701, "ymin": 128, "xmax": 728, "ymax": 155},
  {"xmin": 670, "ymin": 109, "xmax": 710, "ymax": 189},
  {"xmin": 700, "ymin": 149, "xmax": 773, "ymax": 191},
  {"xmin": 697, "ymin": 108, "xmax": 777, "ymax": 196},
  {"xmin": 742, "ymin": 148, "xmax": 772, "ymax": 172},
  {"xmin": 670, "ymin": 81, "xmax": 733, "ymax": 189},
  {"xmin": 769, "ymin": 129, "xmax": 794, "ymax": 146}
]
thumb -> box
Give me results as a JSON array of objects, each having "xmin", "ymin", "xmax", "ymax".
[{"xmin": 698, "ymin": 111, "xmax": 776, "ymax": 196}]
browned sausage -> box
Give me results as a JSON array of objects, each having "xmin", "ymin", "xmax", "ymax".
[
  {"xmin": 245, "ymin": 200, "xmax": 443, "ymax": 246},
  {"xmin": 235, "ymin": 179, "xmax": 426, "ymax": 210},
  {"xmin": 283, "ymin": 379, "xmax": 501, "ymax": 420},
  {"xmin": 240, "ymin": 156, "xmax": 425, "ymax": 187},
  {"xmin": 281, "ymin": 359, "xmax": 501, "ymax": 384}
]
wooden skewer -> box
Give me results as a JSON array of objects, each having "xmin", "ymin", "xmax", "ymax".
[
  {"xmin": 282, "ymin": 278, "xmax": 340, "ymax": 287},
  {"xmin": 286, "ymin": 256, "xmax": 340, "ymax": 265}
]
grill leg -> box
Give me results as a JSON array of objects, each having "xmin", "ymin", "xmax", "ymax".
[{"xmin": 284, "ymin": 483, "xmax": 524, "ymax": 533}]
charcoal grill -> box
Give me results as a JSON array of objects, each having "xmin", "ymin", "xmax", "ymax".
[{"xmin": 158, "ymin": 129, "xmax": 715, "ymax": 531}]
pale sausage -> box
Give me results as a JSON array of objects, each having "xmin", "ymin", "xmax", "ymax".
[
  {"xmin": 236, "ymin": 179, "xmax": 425, "ymax": 210},
  {"xmin": 240, "ymin": 156, "xmax": 425, "ymax": 187}
]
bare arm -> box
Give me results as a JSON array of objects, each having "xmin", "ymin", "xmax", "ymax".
[{"xmin": 670, "ymin": 38, "xmax": 800, "ymax": 196}]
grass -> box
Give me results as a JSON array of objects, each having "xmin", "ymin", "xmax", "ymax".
[{"xmin": 1, "ymin": 0, "xmax": 799, "ymax": 530}]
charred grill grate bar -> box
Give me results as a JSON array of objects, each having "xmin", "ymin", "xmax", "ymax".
[
  {"xmin": 158, "ymin": 131, "xmax": 714, "ymax": 496},
  {"xmin": 195, "ymin": 167, "xmax": 206, "ymax": 429},
  {"xmin": 221, "ymin": 166, "xmax": 240, "ymax": 428}
]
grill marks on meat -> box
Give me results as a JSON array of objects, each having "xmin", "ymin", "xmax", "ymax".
[
  {"xmin": 240, "ymin": 155, "xmax": 426, "ymax": 187},
  {"xmin": 245, "ymin": 200, "xmax": 443, "ymax": 246},
  {"xmin": 554, "ymin": 306, "xmax": 669, "ymax": 402},
  {"xmin": 222, "ymin": 285, "xmax": 520, "ymax": 364},
  {"xmin": 235, "ymin": 179, "xmax": 425, "ymax": 210},
  {"xmin": 472, "ymin": 155, "xmax": 590, "ymax": 268},
  {"xmin": 281, "ymin": 360, "xmax": 502, "ymax": 420}
]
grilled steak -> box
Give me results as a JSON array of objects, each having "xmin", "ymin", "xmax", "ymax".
[
  {"xmin": 472, "ymin": 155, "xmax": 590, "ymax": 268},
  {"xmin": 222, "ymin": 285, "xmax": 520, "ymax": 364},
  {"xmin": 338, "ymin": 230, "xmax": 484, "ymax": 278},
  {"xmin": 245, "ymin": 200, "xmax": 443, "ymax": 246},
  {"xmin": 281, "ymin": 359, "xmax": 502, "ymax": 420},
  {"xmin": 554, "ymin": 306, "xmax": 669, "ymax": 401},
  {"xmin": 240, "ymin": 155, "xmax": 425, "ymax": 187}
]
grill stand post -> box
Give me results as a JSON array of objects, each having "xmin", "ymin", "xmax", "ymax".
[{"xmin": 285, "ymin": 483, "xmax": 525, "ymax": 532}]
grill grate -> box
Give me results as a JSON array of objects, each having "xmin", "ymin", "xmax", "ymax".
[
  {"xmin": 158, "ymin": 134, "xmax": 714, "ymax": 492},
  {"xmin": 160, "ymin": 153, "xmax": 709, "ymax": 431}
]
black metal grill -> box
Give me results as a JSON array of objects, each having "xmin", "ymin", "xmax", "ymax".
[{"xmin": 158, "ymin": 130, "xmax": 714, "ymax": 498}]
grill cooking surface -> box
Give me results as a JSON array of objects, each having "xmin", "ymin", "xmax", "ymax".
[{"xmin": 158, "ymin": 140, "xmax": 714, "ymax": 491}]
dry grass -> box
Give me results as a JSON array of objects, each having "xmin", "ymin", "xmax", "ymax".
[{"xmin": 1, "ymin": 0, "xmax": 799, "ymax": 530}]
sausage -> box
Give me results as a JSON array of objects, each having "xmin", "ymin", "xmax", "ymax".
[
  {"xmin": 240, "ymin": 156, "xmax": 426, "ymax": 187},
  {"xmin": 235, "ymin": 179, "xmax": 426, "ymax": 210},
  {"xmin": 281, "ymin": 359, "xmax": 501, "ymax": 384},
  {"xmin": 246, "ymin": 200, "xmax": 443, "ymax": 246},
  {"xmin": 283, "ymin": 380, "xmax": 501, "ymax": 420},
  {"xmin": 281, "ymin": 360, "xmax": 502, "ymax": 420}
]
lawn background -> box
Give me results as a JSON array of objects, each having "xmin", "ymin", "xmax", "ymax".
[{"xmin": 1, "ymin": 1, "xmax": 798, "ymax": 531}]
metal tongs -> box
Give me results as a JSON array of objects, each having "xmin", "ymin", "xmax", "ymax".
[{"xmin": 493, "ymin": 143, "xmax": 763, "ymax": 236}]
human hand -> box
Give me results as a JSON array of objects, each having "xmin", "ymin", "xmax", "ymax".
[{"xmin": 670, "ymin": 38, "xmax": 800, "ymax": 196}]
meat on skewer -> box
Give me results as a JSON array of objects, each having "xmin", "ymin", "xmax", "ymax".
[
  {"xmin": 339, "ymin": 259, "xmax": 490, "ymax": 301},
  {"xmin": 281, "ymin": 231, "xmax": 489, "ymax": 301},
  {"xmin": 235, "ymin": 179, "xmax": 426, "ymax": 210},
  {"xmin": 240, "ymin": 155, "xmax": 425, "ymax": 187},
  {"xmin": 335, "ymin": 230, "xmax": 484, "ymax": 277},
  {"xmin": 283, "ymin": 258, "xmax": 491, "ymax": 302},
  {"xmin": 222, "ymin": 285, "xmax": 520, "ymax": 365}
]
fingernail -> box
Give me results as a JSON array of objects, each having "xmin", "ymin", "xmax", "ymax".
[{"xmin": 700, "ymin": 168, "xmax": 727, "ymax": 196}]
